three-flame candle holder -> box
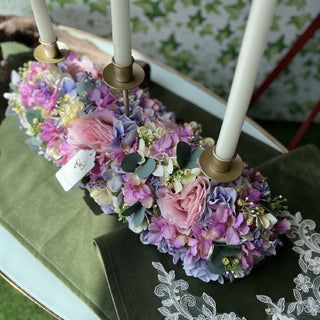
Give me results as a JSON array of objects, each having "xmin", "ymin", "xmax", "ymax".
[{"xmin": 102, "ymin": 57, "xmax": 145, "ymax": 116}]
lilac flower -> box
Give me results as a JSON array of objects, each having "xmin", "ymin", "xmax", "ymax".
[
  {"xmin": 151, "ymin": 131, "xmax": 179, "ymax": 157},
  {"xmin": 140, "ymin": 230, "xmax": 150, "ymax": 245},
  {"xmin": 103, "ymin": 163, "xmax": 124, "ymax": 192},
  {"xmin": 148, "ymin": 217, "xmax": 178, "ymax": 245},
  {"xmin": 38, "ymin": 120, "xmax": 63, "ymax": 148},
  {"xmin": 208, "ymin": 185, "xmax": 237, "ymax": 211},
  {"xmin": 241, "ymin": 188, "xmax": 261, "ymax": 204},
  {"xmin": 170, "ymin": 246, "xmax": 188, "ymax": 264},
  {"xmin": 110, "ymin": 114, "xmax": 138, "ymax": 149},
  {"xmin": 183, "ymin": 256, "xmax": 220, "ymax": 283},
  {"xmin": 59, "ymin": 77, "xmax": 76, "ymax": 98},
  {"xmin": 87, "ymin": 85, "xmax": 117, "ymax": 109},
  {"xmin": 259, "ymin": 180, "xmax": 270, "ymax": 196},
  {"xmin": 76, "ymin": 71, "xmax": 93, "ymax": 83}
]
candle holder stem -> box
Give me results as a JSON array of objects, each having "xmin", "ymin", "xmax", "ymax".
[
  {"xmin": 34, "ymin": 38, "xmax": 69, "ymax": 64},
  {"xmin": 103, "ymin": 57, "xmax": 145, "ymax": 116},
  {"xmin": 122, "ymin": 90, "xmax": 129, "ymax": 116},
  {"xmin": 199, "ymin": 146, "xmax": 243, "ymax": 183}
]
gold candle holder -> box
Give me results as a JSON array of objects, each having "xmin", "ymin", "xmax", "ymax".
[
  {"xmin": 102, "ymin": 57, "xmax": 145, "ymax": 116},
  {"xmin": 34, "ymin": 38, "xmax": 70, "ymax": 64},
  {"xmin": 199, "ymin": 146, "xmax": 244, "ymax": 183}
]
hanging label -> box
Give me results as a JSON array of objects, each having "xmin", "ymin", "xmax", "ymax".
[{"xmin": 56, "ymin": 149, "xmax": 96, "ymax": 192}]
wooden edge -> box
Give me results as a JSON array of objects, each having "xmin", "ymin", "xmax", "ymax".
[
  {"xmin": 0, "ymin": 271, "xmax": 62, "ymax": 320},
  {"xmin": 56, "ymin": 25, "xmax": 288, "ymax": 154}
]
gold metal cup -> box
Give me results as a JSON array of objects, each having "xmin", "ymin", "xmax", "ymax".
[
  {"xmin": 199, "ymin": 146, "xmax": 243, "ymax": 182},
  {"xmin": 34, "ymin": 38, "xmax": 70, "ymax": 63}
]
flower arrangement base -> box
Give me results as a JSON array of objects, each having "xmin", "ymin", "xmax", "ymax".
[{"xmin": 4, "ymin": 53, "xmax": 291, "ymax": 284}]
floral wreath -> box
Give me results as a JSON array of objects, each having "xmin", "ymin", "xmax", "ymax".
[{"xmin": 4, "ymin": 53, "xmax": 290, "ymax": 283}]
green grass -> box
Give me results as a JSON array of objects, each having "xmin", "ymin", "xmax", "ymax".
[{"xmin": 0, "ymin": 277, "xmax": 54, "ymax": 320}]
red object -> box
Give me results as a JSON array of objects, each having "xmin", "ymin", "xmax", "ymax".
[
  {"xmin": 288, "ymin": 100, "xmax": 320, "ymax": 150},
  {"xmin": 249, "ymin": 12, "xmax": 320, "ymax": 149},
  {"xmin": 250, "ymin": 12, "xmax": 320, "ymax": 107}
]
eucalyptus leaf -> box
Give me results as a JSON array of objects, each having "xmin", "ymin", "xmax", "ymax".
[
  {"xmin": 9, "ymin": 83, "xmax": 19, "ymax": 93},
  {"xmin": 26, "ymin": 109, "xmax": 43, "ymax": 126},
  {"xmin": 76, "ymin": 81, "xmax": 93, "ymax": 96},
  {"xmin": 121, "ymin": 153, "xmax": 142, "ymax": 172},
  {"xmin": 133, "ymin": 205, "xmax": 146, "ymax": 227},
  {"xmin": 137, "ymin": 158, "xmax": 156, "ymax": 179},
  {"xmin": 121, "ymin": 201, "xmax": 142, "ymax": 217},
  {"xmin": 177, "ymin": 141, "xmax": 191, "ymax": 168},
  {"xmin": 184, "ymin": 148, "xmax": 203, "ymax": 169},
  {"xmin": 29, "ymin": 136, "xmax": 43, "ymax": 146}
]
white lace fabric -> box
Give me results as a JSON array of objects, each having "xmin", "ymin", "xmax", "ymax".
[{"xmin": 153, "ymin": 211, "xmax": 320, "ymax": 319}]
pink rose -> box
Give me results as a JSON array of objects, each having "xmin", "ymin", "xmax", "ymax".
[
  {"xmin": 156, "ymin": 177, "xmax": 210, "ymax": 235},
  {"xmin": 67, "ymin": 109, "xmax": 114, "ymax": 154}
]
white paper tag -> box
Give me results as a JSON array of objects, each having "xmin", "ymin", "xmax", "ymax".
[{"xmin": 56, "ymin": 150, "xmax": 96, "ymax": 192}]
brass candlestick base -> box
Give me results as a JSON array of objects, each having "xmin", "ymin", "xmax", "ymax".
[
  {"xmin": 199, "ymin": 146, "xmax": 243, "ymax": 182},
  {"xmin": 102, "ymin": 57, "xmax": 145, "ymax": 115},
  {"xmin": 34, "ymin": 39, "xmax": 70, "ymax": 63}
]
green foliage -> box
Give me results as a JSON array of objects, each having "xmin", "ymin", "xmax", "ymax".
[
  {"xmin": 26, "ymin": 109, "xmax": 43, "ymax": 127},
  {"xmin": 288, "ymin": 14, "xmax": 312, "ymax": 29},
  {"xmin": 54, "ymin": 0, "xmax": 76, "ymax": 8},
  {"xmin": 187, "ymin": 10, "xmax": 205, "ymax": 32},
  {"xmin": 264, "ymin": 36, "xmax": 286, "ymax": 61},
  {"xmin": 208, "ymin": 245, "xmax": 241, "ymax": 274},
  {"xmin": 205, "ymin": 0, "xmax": 222, "ymax": 15},
  {"xmin": 176, "ymin": 141, "xmax": 202, "ymax": 169},
  {"xmin": 286, "ymin": 0, "xmax": 307, "ymax": 10},
  {"xmin": 134, "ymin": 0, "xmax": 166, "ymax": 21},
  {"xmin": 131, "ymin": 17, "xmax": 149, "ymax": 34},
  {"xmin": 121, "ymin": 202, "xmax": 145, "ymax": 227},
  {"xmin": 225, "ymin": 0, "xmax": 245, "ymax": 21},
  {"xmin": 121, "ymin": 153, "xmax": 142, "ymax": 173},
  {"xmin": 136, "ymin": 158, "xmax": 156, "ymax": 179},
  {"xmin": 89, "ymin": 0, "xmax": 109, "ymax": 15},
  {"xmin": 177, "ymin": 141, "xmax": 191, "ymax": 168}
]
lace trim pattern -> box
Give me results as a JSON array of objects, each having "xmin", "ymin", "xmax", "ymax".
[{"xmin": 153, "ymin": 212, "xmax": 320, "ymax": 319}]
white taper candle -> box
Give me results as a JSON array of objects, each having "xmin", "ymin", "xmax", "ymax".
[
  {"xmin": 215, "ymin": 0, "xmax": 277, "ymax": 161},
  {"xmin": 110, "ymin": 0, "xmax": 132, "ymax": 66},
  {"xmin": 30, "ymin": 0, "xmax": 56, "ymax": 44}
]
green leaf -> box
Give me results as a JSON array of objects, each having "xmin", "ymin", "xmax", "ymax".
[
  {"xmin": 121, "ymin": 153, "xmax": 142, "ymax": 172},
  {"xmin": 184, "ymin": 148, "xmax": 203, "ymax": 169},
  {"xmin": 26, "ymin": 109, "xmax": 43, "ymax": 126},
  {"xmin": 133, "ymin": 205, "xmax": 146, "ymax": 227},
  {"xmin": 177, "ymin": 141, "xmax": 191, "ymax": 168},
  {"xmin": 29, "ymin": 136, "xmax": 43, "ymax": 146},
  {"xmin": 137, "ymin": 158, "xmax": 156, "ymax": 179},
  {"xmin": 208, "ymin": 250, "xmax": 225, "ymax": 274},
  {"xmin": 219, "ymin": 245, "xmax": 241, "ymax": 257},
  {"xmin": 76, "ymin": 82, "xmax": 93, "ymax": 97},
  {"xmin": 9, "ymin": 83, "xmax": 19, "ymax": 93},
  {"xmin": 121, "ymin": 201, "xmax": 142, "ymax": 217}
]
